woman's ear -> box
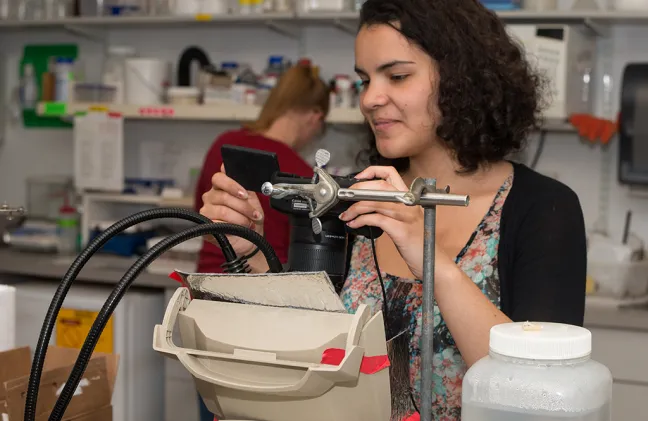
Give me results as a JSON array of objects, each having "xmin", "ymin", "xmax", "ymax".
[{"xmin": 310, "ymin": 109, "xmax": 324, "ymax": 124}]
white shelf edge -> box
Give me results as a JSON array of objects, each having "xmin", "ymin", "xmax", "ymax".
[
  {"xmin": 37, "ymin": 102, "xmax": 365, "ymax": 124},
  {"xmin": 37, "ymin": 102, "xmax": 572, "ymax": 132},
  {"xmin": 0, "ymin": 12, "xmax": 296, "ymax": 28},
  {"xmin": 7, "ymin": 10, "xmax": 648, "ymax": 29},
  {"xmin": 84, "ymin": 192, "xmax": 193, "ymax": 208}
]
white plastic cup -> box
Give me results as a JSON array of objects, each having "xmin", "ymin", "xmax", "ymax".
[{"xmin": 124, "ymin": 58, "xmax": 170, "ymax": 105}]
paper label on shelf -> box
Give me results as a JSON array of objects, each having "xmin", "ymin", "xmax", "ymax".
[
  {"xmin": 42, "ymin": 102, "xmax": 67, "ymax": 116},
  {"xmin": 56, "ymin": 308, "xmax": 114, "ymax": 353},
  {"xmin": 138, "ymin": 106, "xmax": 175, "ymax": 117},
  {"xmin": 73, "ymin": 112, "xmax": 124, "ymax": 192}
]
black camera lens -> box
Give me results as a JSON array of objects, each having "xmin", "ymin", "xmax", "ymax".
[{"xmin": 287, "ymin": 215, "xmax": 349, "ymax": 292}]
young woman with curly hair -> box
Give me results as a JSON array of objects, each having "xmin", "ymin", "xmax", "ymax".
[{"xmin": 200, "ymin": 0, "xmax": 587, "ymax": 418}]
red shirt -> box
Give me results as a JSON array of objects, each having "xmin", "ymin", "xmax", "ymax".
[{"xmin": 194, "ymin": 129, "xmax": 314, "ymax": 273}]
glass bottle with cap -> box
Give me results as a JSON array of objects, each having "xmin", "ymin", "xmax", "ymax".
[{"xmin": 462, "ymin": 321, "xmax": 612, "ymax": 421}]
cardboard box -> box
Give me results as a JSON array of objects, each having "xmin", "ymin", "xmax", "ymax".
[{"xmin": 0, "ymin": 346, "xmax": 119, "ymax": 421}]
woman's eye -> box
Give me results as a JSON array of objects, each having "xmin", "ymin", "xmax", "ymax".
[{"xmin": 391, "ymin": 74, "xmax": 409, "ymax": 82}]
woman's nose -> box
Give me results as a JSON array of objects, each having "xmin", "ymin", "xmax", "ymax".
[{"xmin": 360, "ymin": 83, "xmax": 389, "ymax": 111}]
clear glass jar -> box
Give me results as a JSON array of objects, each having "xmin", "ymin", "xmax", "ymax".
[
  {"xmin": 103, "ymin": 46, "xmax": 137, "ymax": 104},
  {"xmin": 462, "ymin": 322, "xmax": 612, "ymax": 421},
  {"xmin": 44, "ymin": 0, "xmax": 75, "ymax": 19},
  {"xmin": 15, "ymin": 0, "xmax": 44, "ymax": 20},
  {"xmin": 0, "ymin": 0, "xmax": 10, "ymax": 19}
]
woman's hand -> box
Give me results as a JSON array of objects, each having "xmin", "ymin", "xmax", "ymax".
[
  {"xmin": 200, "ymin": 164, "xmax": 264, "ymax": 256},
  {"xmin": 339, "ymin": 166, "xmax": 457, "ymax": 280}
]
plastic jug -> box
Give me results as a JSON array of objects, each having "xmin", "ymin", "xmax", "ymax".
[{"xmin": 462, "ymin": 322, "xmax": 612, "ymax": 421}]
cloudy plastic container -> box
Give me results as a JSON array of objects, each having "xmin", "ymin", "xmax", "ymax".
[{"xmin": 462, "ymin": 322, "xmax": 612, "ymax": 421}]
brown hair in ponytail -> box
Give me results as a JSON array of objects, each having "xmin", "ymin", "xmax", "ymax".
[{"xmin": 245, "ymin": 64, "xmax": 330, "ymax": 133}]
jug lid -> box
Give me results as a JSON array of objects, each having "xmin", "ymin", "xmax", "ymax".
[{"xmin": 490, "ymin": 321, "xmax": 591, "ymax": 360}]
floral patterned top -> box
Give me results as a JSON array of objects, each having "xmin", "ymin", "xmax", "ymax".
[{"xmin": 339, "ymin": 172, "xmax": 513, "ymax": 420}]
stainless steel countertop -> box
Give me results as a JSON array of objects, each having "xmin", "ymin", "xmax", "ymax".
[
  {"xmin": 0, "ymin": 248, "xmax": 647, "ymax": 331},
  {"xmin": 0, "ymin": 247, "xmax": 173, "ymax": 289}
]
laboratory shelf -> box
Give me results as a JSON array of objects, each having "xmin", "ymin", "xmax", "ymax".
[
  {"xmin": 4, "ymin": 10, "xmax": 648, "ymax": 31},
  {"xmin": 298, "ymin": 9, "xmax": 648, "ymax": 27},
  {"xmin": 84, "ymin": 192, "xmax": 194, "ymax": 208},
  {"xmin": 36, "ymin": 101, "xmax": 572, "ymax": 131},
  {"xmin": 80, "ymin": 192, "xmax": 194, "ymax": 252},
  {"xmin": 36, "ymin": 102, "xmax": 366, "ymax": 124},
  {"xmin": 0, "ymin": 12, "xmax": 297, "ymax": 29}
]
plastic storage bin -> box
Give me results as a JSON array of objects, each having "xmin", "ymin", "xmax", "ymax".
[
  {"xmin": 588, "ymin": 260, "xmax": 648, "ymax": 298},
  {"xmin": 74, "ymin": 83, "xmax": 117, "ymax": 103},
  {"xmin": 462, "ymin": 322, "xmax": 612, "ymax": 421}
]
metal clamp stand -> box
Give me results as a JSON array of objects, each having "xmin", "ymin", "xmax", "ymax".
[
  {"xmin": 262, "ymin": 150, "xmax": 470, "ymax": 421},
  {"xmin": 0, "ymin": 202, "xmax": 25, "ymax": 219}
]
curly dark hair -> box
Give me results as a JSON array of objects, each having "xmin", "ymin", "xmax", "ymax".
[{"xmin": 357, "ymin": 0, "xmax": 545, "ymax": 173}]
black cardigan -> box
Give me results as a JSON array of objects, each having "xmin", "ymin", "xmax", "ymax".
[
  {"xmin": 344, "ymin": 162, "xmax": 587, "ymax": 326},
  {"xmin": 498, "ymin": 162, "xmax": 587, "ymax": 326}
]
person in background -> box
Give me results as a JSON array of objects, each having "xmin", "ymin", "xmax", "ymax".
[
  {"xmin": 194, "ymin": 62, "xmax": 330, "ymax": 274},
  {"xmin": 193, "ymin": 62, "xmax": 330, "ymax": 421},
  {"xmin": 200, "ymin": 0, "xmax": 587, "ymax": 419}
]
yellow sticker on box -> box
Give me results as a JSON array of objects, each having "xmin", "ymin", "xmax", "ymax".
[{"xmin": 56, "ymin": 308, "xmax": 114, "ymax": 354}]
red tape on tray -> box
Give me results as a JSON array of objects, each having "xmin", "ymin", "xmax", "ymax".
[
  {"xmin": 168, "ymin": 271, "xmax": 184, "ymax": 284},
  {"xmin": 320, "ymin": 348, "xmax": 390, "ymax": 374},
  {"xmin": 168, "ymin": 271, "xmax": 193, "ymax": 298}
]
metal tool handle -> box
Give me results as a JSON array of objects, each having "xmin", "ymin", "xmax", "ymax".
[
  {"xmin": 337, "ymin": 188, "xmax": 469, "ymax": 208},
  {"xmin": 0, "ymin": 203, "xmax": 25, "ymax": 220}
]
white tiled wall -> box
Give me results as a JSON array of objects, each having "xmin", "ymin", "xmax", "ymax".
[{"xmin": 2, "ymin": 16, "xmax": 648, "ymax": 243}]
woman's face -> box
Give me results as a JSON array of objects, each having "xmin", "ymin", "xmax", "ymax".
[{"xmin": 355, "ymin": 23, "xmax": 440, "ymax": 160}]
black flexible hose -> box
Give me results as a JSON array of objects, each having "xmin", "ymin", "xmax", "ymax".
[
  {"xmin": 23, "ymin": 208, "xmax": 239, "ymax": 421},
  {"xmin": 47, "ymin": 222, "xmax": 282, "ymax": 421}
]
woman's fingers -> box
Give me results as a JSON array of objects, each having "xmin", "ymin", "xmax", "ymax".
[
  {"xmin": 345, "ymin": 212, "xmax": 396, "ymax": 235},
  {"xmin": 350, "ymin": 179, "xmax": 399, "ymax": 192},
  {"xmin": 211, "ymin": 171, "xmax": 249, "ymax": 200},
  {"xmin": 340, "ymin": 201, "xmax": 410, "ymax": 222},
  {"xmin": 202, "ymin": 189, "xmax": 262, "ymax": 223},
  {"xmin": 200, "ymin": 202, "xmax": 254, "ymax": 228},
  {"xmin": 354, "ymin": 166, "xmax": 409, "ymax": 191}
]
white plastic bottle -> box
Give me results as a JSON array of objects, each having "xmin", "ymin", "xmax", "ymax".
[
  {"xmin": 20, "ymin": 63, "xmax": 38, "ymax": 109},
  {"xmin": 57, "ymin": 202, "xmax": 79, "ymax": 255},
  {"xmin": 55, "ymin": 57, "xmax": 75, "ymax": 102},
  {"xmin": 462, "ymin": 322, "xmax": 612, "ymax": 421}
]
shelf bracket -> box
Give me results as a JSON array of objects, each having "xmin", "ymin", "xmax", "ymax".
[
  {"xmin": 265, "ymin": 21, "xmax": 299, "ymax": 39},
  {"xmin": 583, "ymin": 19, "xmax": 608, "ymax": 37},
  {"xmin": 332, "ymin": 18, "xmax": 357, "ymax": 35},
  {"xmin": 63, "ymin": 25, "xmax": 107, "ymax": 43}
]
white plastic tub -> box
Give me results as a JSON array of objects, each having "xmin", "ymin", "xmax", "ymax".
[{"xmin": 588, "ymin": 260, "xmax": 648, "ymax": 298}]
